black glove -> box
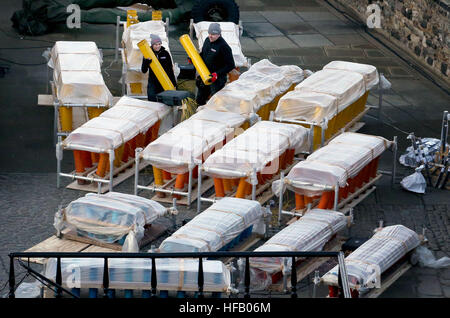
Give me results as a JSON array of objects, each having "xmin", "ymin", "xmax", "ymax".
[
  {"xmin": 144, "ymin": 58, "xmax": 152, "ymax": 64},
  {"xmin": 196, "ymin": 76, "xmax": 204, "ymax": 88}
]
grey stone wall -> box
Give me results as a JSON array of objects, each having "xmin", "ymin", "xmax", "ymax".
[{"xmin": 331, "ymin": 0, "xmax": 449, "ymax": 83}]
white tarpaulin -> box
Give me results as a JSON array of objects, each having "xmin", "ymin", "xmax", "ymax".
[
  {"xmin": 276, "ymin": 132, "xmax": 390, "ymax": 195},
  {"xmin": 63, "ymin": 96, "xmax": 170, "ymax": 152},
  {"xmin": 194, "ymin": 21, "xmax": 248, "ymax": 67},
  {"xmin": 45, "ymin": 257, "xmax": 232, "ymax": 292},
  {"xmin": 205, "ymin": 59, "xmax": 304, "ymax": 117},
  {"xmin": 323, "ymin": 60, "xmax": 379, "ymax": 90},
  {"xmin": 203, "ymin": 121, "xmax": 310, "ymax": 178},
  {"xmin": 322, "ymin": 225, "xmax": 420, "ymax": 290},
  {"xmin": 49, "ymin": 41, "xmax": 113, "ymax": 106},
  {"xmin": 249, "ymin": 209, "xmax": 347, "ymax": 289},
  {"xmin": 141, "ymin": 109, "xmax": 246, "ymax": 174},
  {"xmin": 159, "ymin": 198, "xmax": 263, "ymax": 252},
  {"xmin": 275, "ymin": 90, "xmax": 338, "ymax": 124},
  {"xmin": 294, "ymin": 68, "xmax": 365, "ymax": 113}
]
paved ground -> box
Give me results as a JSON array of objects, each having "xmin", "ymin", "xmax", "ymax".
[{"xmin": 0, "ymin": 0, "xmax": 449, "ymax": 298}]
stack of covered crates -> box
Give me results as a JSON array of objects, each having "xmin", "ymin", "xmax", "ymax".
[
  {"xmin": 202, "ymin": 121, "xmax": 310, "ymax": 199},
  {"xmin": 275, "ymin": 61, "xmax": 379, "ymax": 150},
  {"xmin": 159, "ymin": 198, "xmax": 264, "ymax": 252},
  {"xmin": 48, "ymin": 41, "xmax": 113, "ymax": 132},
  {"xmin": 54, "ymin": 192, "xmax": 169, "ymax": 251},
  {"xmin": 321, "ymin": 225, "xmax": 421, "ymax": 297},
  {"xmin": 274, "ymin": 132, "xmax": 391, "ymax": 211},
  {"xmin": 249, "ymin": 209, "xmax": 348, "ymax": 289},
  {"xmin": 61, "ymin": 96, "xmax": 169, "ymax": 183},
  {"xmin": 139, "ymin": 109, "xmax": 246, "ymax": 199}
]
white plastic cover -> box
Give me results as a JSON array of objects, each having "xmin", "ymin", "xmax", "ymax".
[
  {"xmin": 249, "ymin": 209, "xmax": 347, "ymax": 289},
  {"xmin": 283, "ymin": 132, "xmax": 390, "ymax": 194},
  {"xmin": 50, "ymin": 41, "xmax": 113, "ymax": 106},
  {"xmin": 323, "ymin": 60, "xmax": 379, "ymax": 90},
  {"xmin": 400, "ymin": 170, "xmax": 426, "ymax": 194},
  {"xmin": 205, "ymin": 59, "xmax": 304, "ymax": 117},
  {"xmin": 141, "ymin": 109, "xmax": 246, "ymax": 174},
  {"xmin": 63, "ymin": 96, "xmax": 170, "ymax": 152},
  {"xmin": 45, "ymin": 257, "xmax": 231, "ymax": 292},
  {"xmin": 275, "ymin": 90, "xmax": 338, "ymax": 125},
  {"xmin": 194, "ymin": 21, "xmax": 248, "ymax": 67},
  {"xmin": 203, "ymin": 121, "xmax": 310, "ymax": 178},
  {"xmin": 56, "ymin": 192, "xmax": 167, "ymax": 247},
  {"xmin": 322, "ymin": 225, "xmax": 420, "ymax": 290},
  {"xmin": 159, "ymin": 198, "xmax": 263, "ymax": 252},
  {"xmin": 294, "ymin": 69, "xmax": 365, "ymax": 113}
]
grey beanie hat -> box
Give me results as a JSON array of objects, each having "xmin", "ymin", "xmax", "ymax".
[
  {"xmin": 150, "ymin": 34, "xmax": 162, "ymax": 45},
  {"xmin": 208, "ymin": 23, "xmax": 221, "ymax": 35}
]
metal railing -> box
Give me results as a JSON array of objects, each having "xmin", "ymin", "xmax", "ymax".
[{"xmin": 9, "ymin": 250, "xmax": 351, "ymax": 299}]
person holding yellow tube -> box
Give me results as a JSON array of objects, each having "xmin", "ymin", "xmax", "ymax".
[
  {"xmin": 196, "ymin": 23, "xmax": 235, "ymax": 106},
  {"xmin": 141, "ymin": 34, "xmax": 177, "ymax": 101}
]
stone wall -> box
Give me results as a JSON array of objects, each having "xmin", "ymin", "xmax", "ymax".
[{"xmin": 330, "ymin": 0, "xmax": 449, "ymax": 84}]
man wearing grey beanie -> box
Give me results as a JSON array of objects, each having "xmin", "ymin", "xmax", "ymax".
[
  {"xmin": 196, "ymin": 22, "xmax": 235, "ymax": 105},
  {"xmin": 141, "ymin": 34, "xmax": 177, "ymax": 101}
]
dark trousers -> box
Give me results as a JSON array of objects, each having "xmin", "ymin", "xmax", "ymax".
[
  {"xmin": 147, "ymin": 78, "xmax": 163, "ymax": 102},
  {"xmin": 196, "ymin": 76, "xmax": 227, "ymax": 106}
]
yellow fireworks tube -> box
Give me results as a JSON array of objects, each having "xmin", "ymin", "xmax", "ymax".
[
  {"xmin": 179, "ymin": 34, "xmax": 212, "ymax": 85},
  {"xmin": 137, "ymin": 39, "xmax": 175, "ymax": 91}
]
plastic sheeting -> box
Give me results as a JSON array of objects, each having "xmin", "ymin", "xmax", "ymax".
[
  {"xmin": 54, "ymin": 192, "xmax": 168, "ymax": 250},
  {"xmin": 203, "ymin": 121, "xmax": 310, "ymax": 178},
  {"xmin": 294, "ymin": 69, "xmax": 365, "ymax": 113},
  {"xmin": 159, "ymin": 198, "xmax": 263, "ymax": 252},
  {"xmin": 141, "ymin": 109, "xmax": 246, "ymax": 174},
  {"xmin": 63, "ymin": 96, "xmax": 170, "ymax": 152},
  {"xmin": 275, "ymin": 90, "xmax": 338, "ymax": 125},
  {"xmin": 44, "ymin": 257, "xmax": 231, "ymax": 292},
  {"xmin": 399, "ymin": 138, "xmax": 443, "ymax": 168},
  {"xmin": 322, "ymin": 225, "xmax": 420, "ymax": 290},
  {"xmin": 249, "ymin": 209, "xmax": 347, "ymax": 289},
  {"xmin": 49, "ymin": 41, "xmax": 113, "ymax": 106},
  {"xmin": 194, "ymin": 21, "xmax": 248, "ymax": 68},
  {"xmin": 323, "ymin": 60, "xmax": 379, "ymax": 90},
  {"xmin": 400, "ymin": 169, "xmax": 427, "ymax": 194},
  {"xmin": 279, "ymin": 132, "xmax": 390, "ymax": 194},
  {"xmin": 205, "ymin": 59, "xmax": 304, "ymax": 117}
]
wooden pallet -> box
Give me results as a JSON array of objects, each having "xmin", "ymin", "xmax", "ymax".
[
  {"xmin": 22, "ymin": 236, "xmax": 91, "ymax": 265},
  {"xmin": 149, "ymin": 176, "xmax": 215, "ymax": 206},
  {"xmin": 60, "ymin": 224, "xmax": 168, "ymax": 251},
  {"xmin": 267, "ymin": 236, "xmax": 345, "ymax": 292},
  {"xmin": 222, "ymin": 233, "xmax": 264, "ymax": 265},
  {"xmin": 66, "ymin": 159, "xmax": 150, "ymax": 194}
]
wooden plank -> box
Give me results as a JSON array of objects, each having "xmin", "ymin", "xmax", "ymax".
[
  {"xmin": 222, "ymin": 234, "xmax": 263, "ymax": 265},
  {"xmin": 66, "ymin": 160, "xmax": 150, "ymax": 193},
  {"xmin": 364, "ymin": 261, "xmax": 412, "ymax": 298},
  {"xmin": 150, "ymin": 177, "xmax": 215, "ymax": 206},
  {"xmin": 268, "ymin": 236, "xmax": 345, "ymax": 292},
  {"xmin": 22, "ymin": 236, "xmax": 90, "ymax": 264},
  {"xmin": 81, "ymin": 245, "xmax": 119, "ymax": 253},
  {"xmin": 61, "ymin": 224, "xmax": 168, "ymax": 251}
]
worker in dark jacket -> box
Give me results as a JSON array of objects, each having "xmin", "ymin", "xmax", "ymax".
[
  {"xmin": 141, "ymin": 34, "xmax": 177, "ymax": 102},
  {"xmin": 196, "ymin": 23, "xmax": 235, "ymax": 106}
]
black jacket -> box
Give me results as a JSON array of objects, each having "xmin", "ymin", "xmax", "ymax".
[
  {"xmin": 141, "ymin": 46, "xmax": 177, "ymax": 90},
  {"xmin": 200, "ymin": 36, "xmax": 235, "ymax": 78}
]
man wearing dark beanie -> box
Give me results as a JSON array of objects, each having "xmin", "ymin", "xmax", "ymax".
[
  {"xmin": 141, "ymin": 34, "xmax": 177, "ymax": 102},
  {"xmin": 196, "ymin": 22, "xmax": 235, "ymax": 106}
]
